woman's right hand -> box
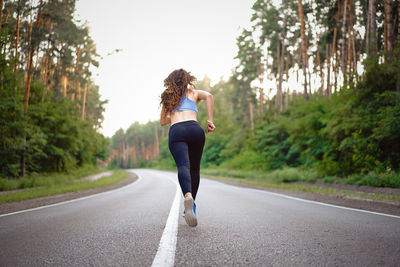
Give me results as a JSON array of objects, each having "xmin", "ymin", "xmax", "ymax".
[{"xmin": 207, "ymin": 120, "xmax": 216, "ymax": 132}]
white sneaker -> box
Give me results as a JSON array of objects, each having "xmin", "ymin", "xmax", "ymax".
[
  {"xmin": 182, "ymin": 203, "xmax": 196, "ymax": 217},
  {"xmin": 184, "ymin": 195, "xmax": 197, "ymax": 227}
]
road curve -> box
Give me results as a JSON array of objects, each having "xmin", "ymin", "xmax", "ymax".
[{"xmin": 1, "ymin": 169, "xmax": 399, "ymax": 266}]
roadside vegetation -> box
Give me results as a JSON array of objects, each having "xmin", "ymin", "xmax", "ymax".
[
  {"xmin": 0, "ymin": 165, "xmax": 106, "ymax": 191},
  {"xmin": 0, "ymin": 169, "xmax": 129, "ymax": 204},
  {"xmin": 1, "ymin": 1, "xmax": 109, "ymax": 180}
]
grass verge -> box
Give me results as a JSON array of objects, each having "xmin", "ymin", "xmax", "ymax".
[
  {"xmin": 0, "ymin": 165, "xmax": 109, "ymax": 191},
  {"xmin": 201, "ymin": 167, "xmax": 319, "ymax": 183},
  {"xmin": 0, "ymin": 169, "xmax": 130, "ymax": 204},
  {"xmin": 201, "ymin": 170, "xmax": 400, "ymax": 206}
]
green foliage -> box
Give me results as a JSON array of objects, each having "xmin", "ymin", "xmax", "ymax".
[
  {"xmin": 321, "ymin": 56, "xmax": 400, "ymax": 175},
  {"xmin": 0, "ymin": 0, "xmax": 107, "ymax": 179},
  {"xmin": 254, "ymin": 118, "xmax": 300, "ymax": 170},
  {"xmin": 0, "ymin": 169, "xmax": 130, "ymax": 204},
  {"xmin": 346, "ymin": 171, "xmax": 400, "ymax": 188},
  {"xmin": 201, "ymin": 167, "xmax": 318, "ymax": 184},
  {"xmin": 0, "ymin": 165, "xmax": 104, "ymax": 191},
  {"xmin": 0, "ymin": 55, "xmax": 108, "ymax": 178},
  {"xmin": 220, "ymin": 150, "xmax": 265, "ymax": 171}
]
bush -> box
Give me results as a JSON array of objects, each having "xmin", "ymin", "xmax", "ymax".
[
  {"xmin": 220, "ymin": 150, "xmax": 265, "ymax": 171},
  {"xmin": 347, "ymin": 171, "xmax": 400, "ymax": 188},
  {"xmin": 267, "ymin": 167, "xmax": 318, "ymax": 183}
]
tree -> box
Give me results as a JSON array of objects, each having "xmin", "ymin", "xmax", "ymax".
[
  {"xmin": 298, "ymin": 0, "xmax": 309, "ymax": 100},
  {"xmin": 22, "ymin": 0, "xmax": 42, "ymax": 176},
  {"xmin": 233, "ymin": 29, "xmax": 263, "ymax": 127},
  {"xmin": 367, "ymin": 0, "xmax": 377, "ymax": 56},
  {"xmin": 384, "ymin": 0, "xmax": 394, "ymax": 53},
  {"xmin": 0, "ymin": 0, "xmax": 4, "ymax": 30}
]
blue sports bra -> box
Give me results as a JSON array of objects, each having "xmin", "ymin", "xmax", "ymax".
[{"xmin": 172, "ymin": 96, "xmax": 198, "ymax": 114}]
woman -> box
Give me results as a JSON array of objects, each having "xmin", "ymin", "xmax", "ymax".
[{"xmin": 160, "ymin": 68, "xmax": 216, "ymax": 227}]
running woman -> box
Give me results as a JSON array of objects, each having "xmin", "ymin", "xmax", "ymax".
[{"xmin": 160, "ymin": 69, "xmax": 216, "ymax": 227}]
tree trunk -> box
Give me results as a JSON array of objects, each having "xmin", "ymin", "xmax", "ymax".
[
  {"xmin": 297, "ymin": 46, "xmax": 300, "ymax": 82},
  {"xmin": 154, "ymin": 124, "xmax": 159, "ymax": 157},
  {"xmin": 347, "ymin": 1, "xmax": 357, "ymax": 77},
  {"xmin": 285, "ymin": 88, "xmax": 289, "ymax": 110},
  {"xmin": 24, "ymin": 0, "xmax": 43, "ymax": 113},
  {"xmin": 352, "ymin": 24, "xmax": 357, "ymax": 75},
  {"xmin": 132, "ymin": 145, "xmax": 137, "ymax": 167},
  {"xmin": 398, "ymin": 3, "xmax": 400, "ymax": 46},
  {"xmin": 259, "ymin": 87, "xmax": 264, "ymax": 113},
  {"xmin": 332, "ymin": 0, "xmax": 341, "ymax": 93},
  {"xmin": 13, "ymin": 0, "xmax": 22, "ymax": 72},
  {"xmin": 308, "ymin": 64, "xmax": 312, "ymax": 94},
  {"xmin": 77, "ymin": 81, "xmax": 81, "ymax": 100},
  {"xmin": 82, "ymin": 84, "xmax": 88, "ymax": 119},
  {"xmin": 0, "ymin": 0, "xmax": 3, "ymax": 30},
  {"xmin": 316, "ymin": 45, "xmax": 323, "ymax": 94},
  {"xmin": 278, "ymin": 47, "xmax": 284, "ymax": 114},
  {"xmin": 278, "ymin": 14, "xmax": 287, "ymax": 114},
  {"xmin": 298, "ymin": 0, "xmax": 309, "ymax": 100},
  {"xmin": 3, "ymin": 6, "xmax": 10, "ymax": 53},
  {"xmin": 34, "ymin": 47, "xmax": 40, "ymax": 71},
  {"xmin": 62, "ymin": 76, "xmax": 67, "ymax": 96},
  {"xmin": 384, "ymin": 0, "xmax": 394, "ymax": 52},
  {"xmin": 4, "ymin": 6, "xmax": 10, "ymax": 22},
  {"xmin": 347, "ymin": 32, "xmax": 352, "ymax": 73},
  {"xmin": 22, "ymin": 0, "xmax": 43, "ymax": 177},
  {"xmin": 368, "ymin": 0, "xmax": 377, "ymax": 56},
  {"xmin": 396, "ymin": 3, "xmax": 400, "ymax": 95},
  {"xmin": 276, "ymin": 37, "xmax": 281, "ymax": 111},
  {"xmin": 75, "ymin": 47, "xmax": 81, "ymax": 100},
  {"xmin": 366, "ymin": 0, "xmax": 370, "ymax": 50},
  {"xmin": 326, "ymin": 43, "xmax": 331, "ymax": 96},
  {"xmin": 24, "ymin": 17, "xmax": 34, "ymax": 114},
  {"xmin": 341, "ymin": 0, "xmax": 348, "ymax": 85},
  {"xmin": 285, "ymin": 55, "xmax": 289, "ymax": 80},
  {"xmin": 249, "ymin": 101, "xmax": 254, "ymax": 130},
  {"xmin": 75, "ymin": 47, "xmax": 81, "ymax": 71},
  {"xmin": 397, "ymin": 64, "xmax": 400, "ymax": 93}
]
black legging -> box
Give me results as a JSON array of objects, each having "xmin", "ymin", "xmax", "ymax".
[{"xmin": 169, "ymin": 120, "xmax": 205, "ymax": 199}]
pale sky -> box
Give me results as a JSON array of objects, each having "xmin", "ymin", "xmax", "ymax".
[{"xmin": 75, "ymin": 0, "xmax": 255, "ymax": 137}]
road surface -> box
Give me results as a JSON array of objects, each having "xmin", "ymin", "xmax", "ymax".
[{"xmin": 0, "ymin": 169, "xmax": 399, "ymax": 266}]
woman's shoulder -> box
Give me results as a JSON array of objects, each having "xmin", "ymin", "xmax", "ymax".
[
  {"xmin": 187, "ymin": 88, "xmax": 199, "ymax": 101},
  {"xmin": 187, "ymin": 88, "xmax": 197, "ymax": 94}
]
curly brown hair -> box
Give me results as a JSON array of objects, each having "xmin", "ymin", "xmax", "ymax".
[{"xmin": 160, "ymin": 69, "xmax": 197, "ymax": 113}]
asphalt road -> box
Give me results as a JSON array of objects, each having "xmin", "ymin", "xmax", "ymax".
[{"xmin": 1, "ymin": 169, "xmax": 399, "ymax": 266}]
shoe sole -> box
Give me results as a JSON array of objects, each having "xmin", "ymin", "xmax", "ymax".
[{"xmin": 184, "ymin": 197, "xmax": 197, "ymax": 227}]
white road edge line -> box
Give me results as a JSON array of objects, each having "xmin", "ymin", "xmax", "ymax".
[
  {"xmin": 206, "ymin": 178, "xmax": 400, "ymax": 220},
  {"xmin": 151, "ymin": 175, "xmax": 181, "ymax": 267},
  {"xmin": 0, "ymin": 170, "xmax": 142, "ymax": 218}
]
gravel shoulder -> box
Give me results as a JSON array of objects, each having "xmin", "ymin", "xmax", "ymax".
[
  {"xmin": 204, "ymin": 176, "xmax": 400, "ymax": 216},
  {"xmin": 0, "ymin": 171, "xmax": 138, "ymax": 215}
]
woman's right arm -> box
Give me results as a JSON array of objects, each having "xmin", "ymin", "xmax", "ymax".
[
  {"xmin": 196, "ymin": 90, "xmax": 216, "ymax": 132},
  {"xmin": 160, "ymin": 105, "xmax": 171, "ymax": 126}
]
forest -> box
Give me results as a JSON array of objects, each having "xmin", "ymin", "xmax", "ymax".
[
  {"xmin": 0, "ymin": 0, "xmax": 109, "ymax": 178},
  {"xmin": 109, "ymin": 0, "xmax": 400, "ymax": 188}
]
